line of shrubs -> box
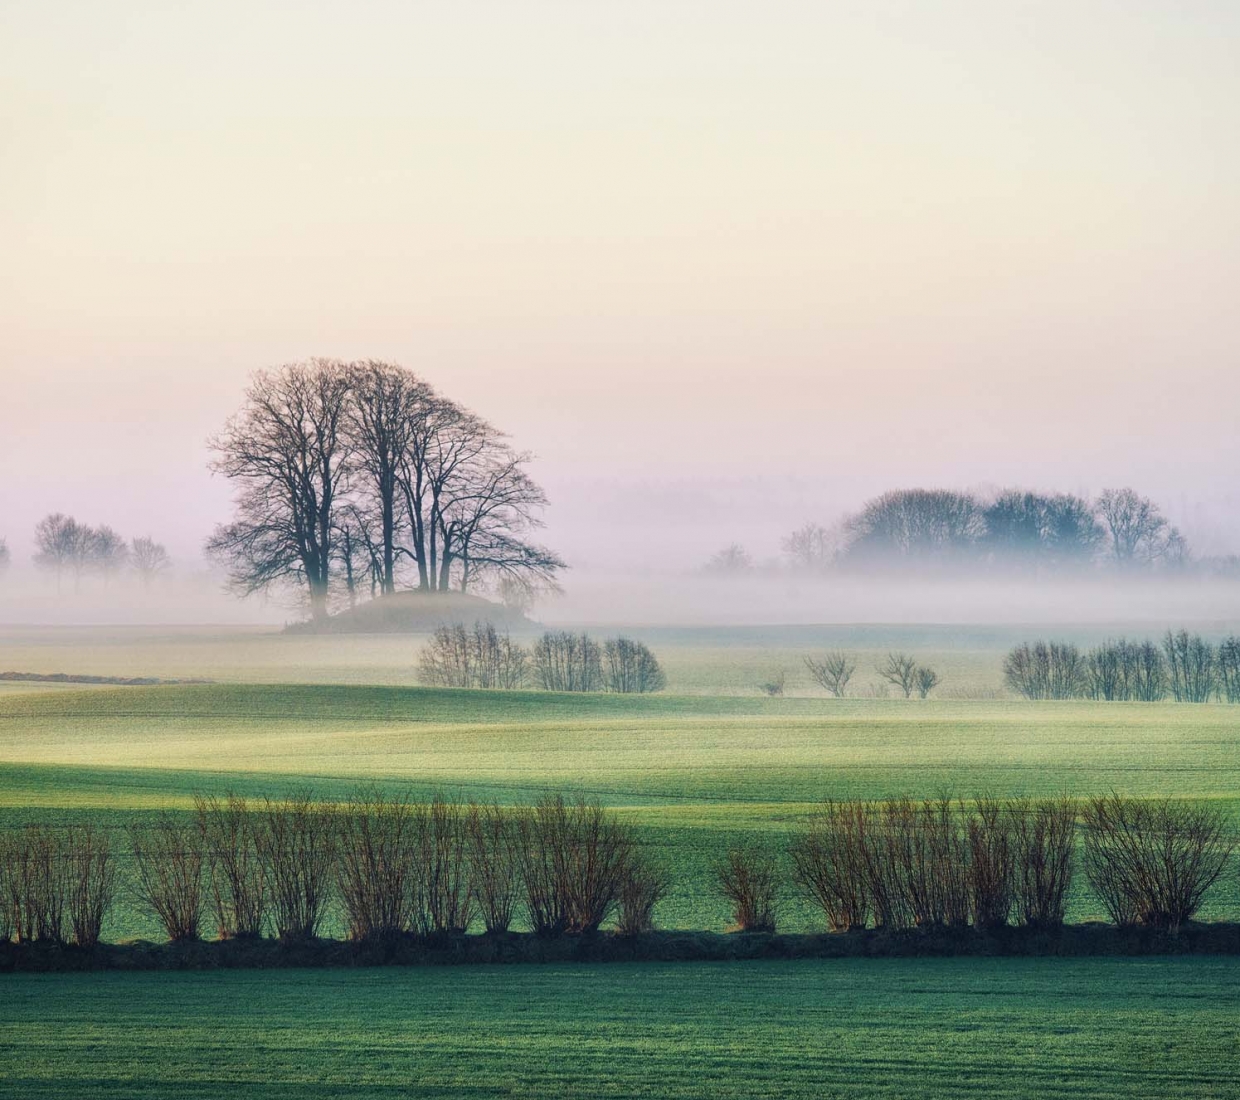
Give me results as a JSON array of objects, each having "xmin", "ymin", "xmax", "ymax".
[
  {"xmin": 0, "ymin": 792, "xmax": 1233, "ymax": 947},
  {"xmin": 418, "ymin": 624, "xmax": 667, "ymax": 693},
  {"xmin": 1004, "ymin": 630, "xmax": 1240, "ymax": 702}
]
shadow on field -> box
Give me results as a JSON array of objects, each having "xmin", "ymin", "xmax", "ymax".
[{"xmin": 5, "ymin": 923, "xmax": 1240, "ymax": 972}]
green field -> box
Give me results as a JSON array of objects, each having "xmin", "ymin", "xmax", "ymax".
[
  {"xmin": 2, "ymin": 958, "xmax": 1238, "ymax": 1099},
  {"xmin": 2, "ymin": 624, "xmax": 1239, "ymax": 1097}
]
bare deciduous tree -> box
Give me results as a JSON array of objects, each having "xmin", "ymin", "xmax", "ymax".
[
  {"xmin": 714, "ymin": 842, "xmax": 780, "ymax": 933},
  {"xmin": 603, "ymin": 637, "xmax": 666, "ymax": 693},
  {"xmin": 1096, "ymin": 487, "xmax": 1171, "ymax": 568},
  {"xmin": 843, "ymin": 489, "xmax": 985, "ymax": 567},
  {"xmin": 207, "ymin": 360, "xmax": 354, "ymax": 624},
  {"xmin": 915, "ymin": 666, "xmax": 940, "ymax": 699},
  {"xmin": 1082, "ymin": 793, "xmax": 1233, "ymax": 932},
  {"xmin": 128, "ymin": 813, "xmax": 204, "ymax": 942},
  {"xmin": 532, "ymin": 632, "xmax": 603, "ymax": 692},
  {"xmin": 1009, "ymin": 797, "xmax": 1075, "ymax": 928},
  {"xmin": 803, "ymin": 652, "xmax": 855, "ymax": 697},
  {"xmin": 877, "ymin": 652, "xmax": 919, "ymax": 698},
  {"xmin": 130, "ymin": 536, "xmax": 171, "ymax": 586},
  {"xmin": 781, "ymin": 523, "xmax": 834, "ymax": 572},
  {"xmin": 789, "ymin": 801, "xmax": 869, "ymax": 931},
  {"xmin": 703, "ymin": 543, "xmax": 753, "ymax": 574},
  {"xmin": 1163, "ymin": 630, "xmax": 1217, "ymax": 703}
]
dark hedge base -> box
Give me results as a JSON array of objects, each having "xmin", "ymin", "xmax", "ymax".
[{"xmin": 5, "ymin": 923, "xmax": 1240, "ymax": 972}]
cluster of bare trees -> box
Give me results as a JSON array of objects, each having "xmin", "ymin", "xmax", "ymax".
[
  {"xmin": 4, "ymin": 792, "xmax": 1236, "ymax": 946},
  {"xmin": 774, "ymin": 486, "xmax": 1196, "ymax": 576},
  {"xmin": 0, "ymin": 824, "xmax": 116, "ymax": 947},
  {"xmin": 419, "ymin": 626, "xmax": 666, "ymax": 693},
  {"xmin": 722, "ymin": 794, "xmax": 1232, "ymax": 936},
  {"xmin": 27, "ymin": 514, "xmax": 171, "ymax": 591},
  {"xmin": 1004, "ymin": 631, "xmax": 1240, "ymax": 703},
  {"xmin": 207, "ymin": 360, "xmax": 564, "ymax": 624},
  {"xmin": 5, "ymin": 791, "xmax": 665, "ymax": 945},
  {"xmin": 799, "ymin": 651, "xmax": 939, "ymax": 698}
]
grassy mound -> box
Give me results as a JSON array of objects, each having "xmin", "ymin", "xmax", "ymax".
[{"xmin": 284, "ymin": 591, "xmax": 534, "ymax": 634}]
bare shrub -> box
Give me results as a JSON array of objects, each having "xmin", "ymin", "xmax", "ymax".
[
  {"xmin": 789, "ymin": 801, "xmax": 869, "ymax": 932},
  {"xmin": 1083, "ymin": 794, "xmax": 1234, "ymax": 931},
  {"xmin": 196, "ymin": 793, "xmax": 266, "ymax": 939},
  {"xmin": 465, "ymin": 801, "xmax": 520, "ymax": 934},
  {"xmin": 603, "ymin": 637, "xmax": 666, "ymax": 693},
  {"xmin": 64, "ymin": 823, "xmax": 116, "ymax": 948},
  {"xmin": 877, "ymin": 653, "xmax": 919, "ymax": 698},
  {"xmin": 1163, "ymin": 630, "xmax": 1217, "ymax": 703},
  {"xmin": 615, "ymin": 849, "xmax": 671, "ymax": 936},
  {"xmin": 803, "ymin": 652, "xmax": 855, "ymax": 697},
  {"xmin": 256, "ymin": 790, "xmax": 336, "ymax": 941},
  {"xmin": 915, "ymin": 666, "xmax": 940, "ymax": 699},
  {"xmin": 856, "ymin": 801, "xmax": 912, "ymax": 929},
  {"xmin": 419, "ymin": 622, "xmax": 529, "ymax": 690},
  {"xmin": 336, "ymin": 788, "xmax": 416, "ymax": 942},
  {"xmin": 415, "ymin": 795, "xmax": 474, "ymax": 935},
  {"xmin": 2, "ymin": 825, "xmax": 67, "ymax": 943},
  {"xmin": 714, "ymin": 842, "xmax": 780, "ymax": 932},
  {"xmin": 532, "ymin": 632, "xmax": 603, "ymax": 692},
  {"xmin": 128, "ymin": 813, "xmax": 204, "ymax": 942},
  {"xmin": 1003, "ymin": 641, "xmax": 1086, "ymax": 700},
  {"xmin": 515, "ymin": 796, "xmax": 635, "ymax": 935},
  {"xmin": 759, "ymin": 670, "xmax": 786, "ymax": 697},
  {"xmin": 879, "ymin": 796, "xmax": 969, "ymax": 927},
  {"xmin": 966, "ymin": 797, "xmax": 1013, "ymax": 930},
  {"xmin": 1218, "ymin": 636, "xmax": 1240, "ymax": 704},
  {"xmin": 1010, "ymin": 797, "xmax": 1075, "ymax": 928}
]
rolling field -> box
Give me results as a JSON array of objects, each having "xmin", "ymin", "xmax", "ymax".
[
  {"xmin": 2, "ymin": 958, "xmax": 1239, "ymax": 1099},
  {"xmin": 2, "ymin": 624, "xmax": 1239, "ymax": 1097},
  {"xmin": 1, "ymin": 678, "xmax": 1239, "ymax": 935}
]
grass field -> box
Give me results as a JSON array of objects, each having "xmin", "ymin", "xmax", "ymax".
[
  {"xmin": 2, "ymin": 677, "xmax": 1239, "ymax": 936},
  {"xmin": 2, "ymin": 623, "xmax": 1239, "ymax": 1096},
  {"xmin": 2, "ymin": 958, "xmax": 1238, "ymax": 1099}
]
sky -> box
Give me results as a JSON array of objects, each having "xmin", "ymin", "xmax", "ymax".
[{"xmin": 2, "ymin": 0, "xmax": 1239, "ymax": 581}]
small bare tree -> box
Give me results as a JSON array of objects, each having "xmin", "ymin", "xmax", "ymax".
[
  {"xmin": 2, "ymin": 825, "xmax": 67, "ymax": 943},
  {"xmin": 789, "ymin": 801, "xmax": 869, "ymax": 932},
  {"xmin": 603, "ymin": 637, "xmax": 667, "ymax": 693},
  {"xmin": 128, "ymin": 813, "xmax": 204, "ymax": 942},
  {"xmin": 759, "ymin": 670, "xmax": 786, "ymax": 697},
  {"xmin": 1163, "ymin": 630, "xmax": 1217, "ymax": 703},
  {"xmin": 415, "ymin": 795, "xmax": 474, "ymax": 936},
  {"xmin": 877, "ymin": 653, "xmax": 919, "ymax": 698},
  {"xmin": 465, "ymin": 801, "xmax": 520, "ymax": 934},
  {"xmin": 256, "ymin": 790, "xmax": 336, "ymax": 941},
  {"xmin": 532, "ymin": 632, "xmax": 603, "ymax": 692},
  {"xmin": 803, "ymin": 652, "xmax": 855, "ymax": 697},
  {"xmin": 966, "ymin": 797, "xmax": 1013, "ymax": 930},
  {"xmin": 1082, "ymin": 793, "xmax": 1233, "ymax": 931},
  {"xmin": 615, "ymin": 850, "xmax": 671, "ymax": 936},
  {"xmin": 915, "ymin": 666, "xmax": 940, "ymax": 699},
  {"xmin": 336, "ymin": 788, "xmax": 416, "ymax": 942},
  {"xmin": 130, "ymin": 537, "xmax": 172, "ymax": 585},
  {"xmin": 64, "ymin": 823, "xmax": 116, "ymax": 948},
  {"xmin": 196, "ymin": 793, "xmax": 266, "ymax": 939},
  {"xmin": 714, "ymin": 843, "xmax": 780, "ymax": 932},
  {"xmin": 1009, "ymin": 797, "xmax": 1075, "ymax": 928}
]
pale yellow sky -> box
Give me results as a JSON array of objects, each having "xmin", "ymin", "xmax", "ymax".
[{"xmin": 1, "ymin": 1, "xmax": 1238, "ymax": 567}]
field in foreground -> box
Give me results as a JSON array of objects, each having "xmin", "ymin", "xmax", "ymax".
[{"xmin": 2, "ymin": 958, "xmax": 1238, "ymax": 1099}]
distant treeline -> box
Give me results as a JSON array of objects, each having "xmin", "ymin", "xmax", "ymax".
[
  {"xmin": 709, "ymin": 486, "xmax": 1240, "ymax": 578},
  {"xmin": 8, "ymin": 514, "xmax": 172, "ymax": 590},
  {"xmin": 418, "ymin": 623, "xmax": 667, "ymax": 694},
  {"xmin": 1004, "ymin": 630, "xmax": 1240, "ymax": 703},
  {"xmin": 1, "ymin": 791, "xmax": 1234, "ymax": 949}
]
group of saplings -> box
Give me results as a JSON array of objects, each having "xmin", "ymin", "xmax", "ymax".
[
  {"xmin": 1005, "ymin": 630, "xmax": 1240, "ymax": 702},
  {"xmin": 3, "ymin": 792, "xmax": 1234, "ymax": 948},
  {"xmin": 798, "ymin": 651, "xmax": 940, "ymax": 698},
  {"xmin": 419, "ymin": 623, "xmax": 666, "ymax": 694},
  {"xmin": 718, "ymin": 794, "xmax": 1233, "ymax": 936},
  {"xmin": 0, "ymin": 792, "xmax": 668, "ymax": 947}
]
